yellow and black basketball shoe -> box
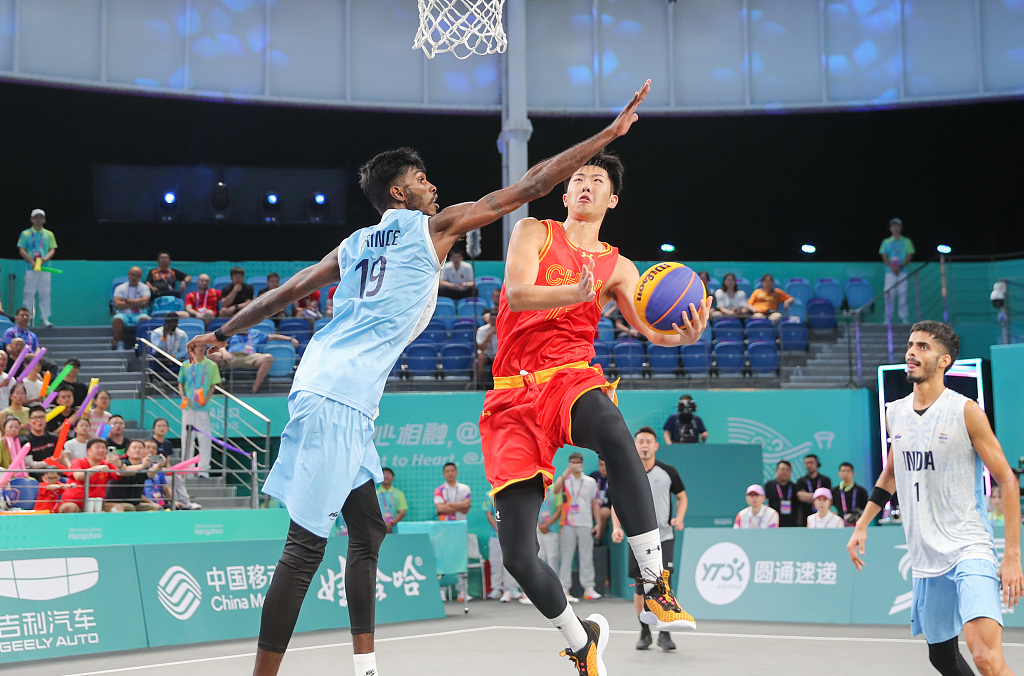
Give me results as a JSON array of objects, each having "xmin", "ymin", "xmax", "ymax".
[
  {"xmin": 638, "ymin": 569, "xmax": 697, "ymax": 631},
  {"xmin": 559, "ymin": 613, "xmax": 609, "ymax": 675}
]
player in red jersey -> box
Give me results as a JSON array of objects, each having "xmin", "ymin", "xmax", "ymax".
[{"xmin": 481, "ymin": 150, "xmax": 712, "ymax": 675}]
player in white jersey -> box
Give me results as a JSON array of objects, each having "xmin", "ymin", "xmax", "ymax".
[
  {"xmin": 186, "ymin": 80, "xmax": 651, "ymax": 676},
  {"xmin": 847, "ymin": 321, "xmax": 1021, "ymax": 676}
]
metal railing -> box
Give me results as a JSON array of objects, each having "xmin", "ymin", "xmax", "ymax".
[
  {"xmin": 0, "ymin": 464, "xmax": 195, "ymax": 512},
  {"xmin": 137, "ymin": 337, "xmax": 272, "ymax": 509}
]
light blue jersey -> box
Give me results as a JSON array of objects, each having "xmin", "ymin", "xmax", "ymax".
[{"xmin": 291, "ymin": 209, "xmax": 441, "ymax": 417}]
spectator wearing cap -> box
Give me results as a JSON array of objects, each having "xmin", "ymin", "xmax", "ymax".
[
  {"xmin": 17, "ymin": 209, "xmax": 57, "ymax": 327},
  {"xmin": 145, "ymin": 251, "xmax": 190, "ymax": 299},
  {"xmin": 111, "ymin": 266, "xmax": 152, "ymax": 350},
  {"xmin": 879, "ymin": 217, "xmax": 915, "ymax": 325},
  {"xmin": 831, "ymin": 462, "xmax": 868, "ymax": 525},
  {"xmin": 746, "ymin": 274, "xmax": 793, "ymax": 323},
  {"xmin": 4, "ymin": 308, "xmax": 40, "ymax": 353},
  {"xmin": 734, "ymin": 485, "xmax": 780, "ymax": 529},
  {"xmin": 806, "ymin": 488, "xmax": 844, "ymax": 529},
  {"xmin": 219, "ymin": 266, "xmax": 255, "ymax": 317},
  {"xmin": 185, "ymin": 274, "xmax": 221, "ymax": 321},
  {"xmin": 795, "ymin": 454, "xmax": 832, "ymax": 525},
  {"xmin": 764, "ymin": 460, "xmax": 800, "ymax": 527},
  {"xmin": 61, "ymin": 359, "xmax": 87, "ymax": 406},
  {"xmin": 438, "ymin": 249, "xmax": 476, "ymax": 300}
]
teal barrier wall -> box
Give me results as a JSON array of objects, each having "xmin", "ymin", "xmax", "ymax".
[
  {"xmin": 676, "ymin": 524, "xmax": 1023, "ymax": 627},
  {"xmin": 992, "ymin": 344, "xmax": 1024, "ymax": 468}
]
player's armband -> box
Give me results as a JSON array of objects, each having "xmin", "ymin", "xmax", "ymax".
[{"xmin": 869, "ymin": 487, "xmax": 892, "ymax": 509}]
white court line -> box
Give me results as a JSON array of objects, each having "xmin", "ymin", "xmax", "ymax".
[{"xmin": 59, "ymin": 624, "xmax": 1024, "ymax": 676}]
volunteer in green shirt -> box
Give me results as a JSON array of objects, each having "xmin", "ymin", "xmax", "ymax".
[
  {"xmin": 177, "ymin": 349, "xmax": 222, "ymax": 478},
  {"xmin": 879, "ymin": 217, "xmax": 916, "ymax": 325},
  {"xmin": 17, "ymin": 209, "xmax": 58, "ymax": 327},
  {"xmin": 376, "ymin": 467, "xmax": 408, "ymax": 533}
]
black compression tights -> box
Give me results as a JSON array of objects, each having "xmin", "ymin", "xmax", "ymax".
[
  {"xmin": 928, "ymin": 638, "xmax": 975, "ymax": 676},
  {"xmin": 258, "ymin": 481, "xmax": 386, "ymax": 652},
  {"xmin": 569, "ymin": 389, "xmax": 658, "ymax": 537}
]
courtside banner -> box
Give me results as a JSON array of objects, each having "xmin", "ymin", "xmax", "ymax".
[
  {"xmin": 0, "ymin": 546, "xmax": 147, "ymax": 664},
  {"xmin": 136, "ymin": 534, "xmax": 443, "ymax": 648}
]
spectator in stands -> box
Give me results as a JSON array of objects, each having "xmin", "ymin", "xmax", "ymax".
[
  {"xmin": 712, "ymin": 273, "xmax": 750, "ymax": 321},
  {"xmin": 602, "ymin": 299, "xmax": 643, "ymax": 340},
  {"xmin": 104, "ymin": 439, "xmax": 160, "ymax": 511},
  {"xmin": 61, "ymin": 358, "xmax": 87, "ymax": 406},
  {"xmin": 178, "ymin": 349, "xmax": 222, "ymax": 478},
  {"xmin": 4, "ymin": 308, "xmax": 40, "ymax": 353},
  {"xmin": 148, "ymin": 418, "xmax": 200, "ymax": 510},
  {"xmin": 0, "ymin": 415, "xmax": 23, "ymax": 468},
  {"xmin": 17, "ymin": 209, "xmax": 57, "ymax": 328},
  {"xmin": 795, "ymin": 454, "xmax": 832, "ymax": 524},
  {"xmin": 111, "ymin": 266, "xmax": 152, "ymax": 350},
  {"xmin": 218, "ymin": 266, "xmax": 255, "ymax": 317},
  {"xmin": 211, "ymin": 328, "xmax": 297, "ymax": 394},
  {"xmin": 662, "ymin": 394, "xmax": 707, "ymax": 445},
  {"xmin": 831, "ymin": 461, "xmax": 868, "ymax": 525},
  {"xmin": 150, "ymin": 315, "xmax": 188, "ymax": 360},
  {"xmin": 490, "ymin": 288, "xmax": 500, "ymax": 308},
  {"xmin": 143, "ymin": 438, "xmax": 171, "ymax": 509},
  {"xmin": 438, "ymin": 249, "xmax": 476, "ymax": 300},
  {"xmin": 104, "ymin": 415, "xmax": 129, "ymax": 455},
  {"xmin": 22, "ymin": 404, "xmax": 59, "ymax": 471},
  {"xmin": 988, "ymin": 483, "xmax": 1005, "ymax": 524},
  {"xmin": 746, "ymin": 274, "xmax": 793, "ymax": 323},
  {"xmin": 484, "ymin": 492, "xmax": 522, "ymax": 602},
  {"xmin": 46, "ymin": 385, "xmax": 80, "ymax": 433},
  {"xmin": 0, "ymin": 352, "xmax": 11, "ymax": 409},
  {"xmin": 537, "ymin": 483, "xmax": 563, "ymax": 575},
  {"xmin": 86, "ymin": 390, "xmax": 113, "ymax": 437},
  {"xmin": 764, "ymin": 460, "xmax": 799, "ymax": 527},
  {"xmin": 734, "ymin": 484, "xmax": 780, "ymax": 529},
  {"xmin": 552, "ymin": 451, "xmax": 601, "ymax": 601},
  {"xmin": 145, "ymin": 251, "xmax": 190, "ymax": 299},
  {"xmin": 475, "ymin": 308, "xmax": 498, "ymax": 383},
  {"xmin": 21, "ymin": 362, "xmax": 44, "ymax": 402},
  {"xmin": 61, "ymin": 418, "xmax": 93, "ymax": 462},
  {"xmin": 376, "ymin": 467, "xmax": 407, "ymax": 533},
  {"xmin": 590, "ymin": 458, "xmax": 611, "ymax": 541},
  {"xmin": 259, "ymin": 273, "xmax": 288, "ymax": 319},
  {"xmin": 434, "ymin": 461, "xmax": 471, "ymax": 520},
  {"xmin": 1, "ymin": 382, "xmax": 29, "ymax": 431},
  {"xmin": 34, "ymin": 468, "xmax": 69, "ymax": 513},
  {"xmin": 294, "ymin": 290, "xmax": 322, "ymax": 319},
  {"xmin": 185, "ymin": 273, "xmax": 221, "ymax": 321},
  {"xmin": 879, "ymin": 217, "xmax": 915, "ymax": 325},
  {"xmin": 59, "ymin": 438, "xmax": 119, "ymax": 513},
  {"xmin": 806, "ymin": 487, "xmax": 844, "ymax": 529},
  {"xmin": 148, "ymin": 418, "xmax": 175, "ymax": 461}
]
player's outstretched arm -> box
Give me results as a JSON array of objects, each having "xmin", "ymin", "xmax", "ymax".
[
  {"xmin": 847, "ymin": 445, "xmax": 897, "ymax": 571},
  {"xmin": 965, "ymin": 400, "xmax": 1023, "ymax": 607},
  {"xmin": 606, "ymin": 256, "xmax": 712, "ymax": 347},
  {"xmin": 186, "ymin": 247, "xmax": 341, "ymax": 362},
  {"xmin": 428, "ymin": 80, "xmax": 651, "ymax": 253}
]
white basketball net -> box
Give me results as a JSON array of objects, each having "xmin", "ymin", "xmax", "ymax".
[{"xmin": 414, "ymin": 0, "xmax": 507, "ymax": 60}]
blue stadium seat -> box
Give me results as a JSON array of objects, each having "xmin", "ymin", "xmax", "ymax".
[
  {"xmin": 263, "ymin": 342, "xmax": 297, "ymax": 377},
  {"xmin": 404, "ymin": 344, "xmax": 439, "ymax": 377},
  {"xmin": 278, "ymin": 327, "xmax": 311, "ymax": 348},
  {"xmin": 778, "ymin": 322, "xmax": 809, "ymax": 351},
  {"xmin": 457, "ymin": 297, "xmax": 486, "ymax": 319},
  {"xmin": 734, "ymin": 276, "xmax": 753, "ymax": 297},
  {"xmin": 278, "ymin": 318, "xmax": 311, "ymax": 334},
  {"xmin": 591, "ymin": 342, "xmax": 612, "ymax": 371},
  {"xmin": 247, "ymin": 275, "xmax": 268, "ymax": 297},
  {"xmin": 110, "ymin": 275, "xmax": 128, "ymax": 298},
  {"xmin": 597, "ymin": 317, "xmax": 615, "ymax": 342},
  {"xmin": 435, "ymin": 297, "xmax": 456, "ymax": 314},
  {"xmin": 806, "ymin": 298, "xmax": 837, "ymax": 329},
  {"xmin": 713, "ymin": 341, "xmax": 746, "ymax": 375},
  {"xmin": 845, "ymin": 278, "xmax": 874, "ymax": 311},
  {"xmin": 209, "ymin": 318, "xmax": 230, "ymax": 332},
  {"xmin": 432, "ymin": 303, "xmax": 457, "ymax": 329},
  {"xmin": 212, "ymin": 275, "xmax": 233, "ymax": 291},
  {"xmin": 176, "ymin": 318, "xmax": 207, "ymax": 342},
  {"xmin": 706, "ymin": 276, "xmax": 721, "ymax": 293},
  {"xmin": 0, "ymin": 315, "xmax": 13, "ymax": 337},
  {"xmin": 712, "ymin": 319, "xmax": 744, "ymax": 344},
  {"xmin": 612, "ymin": 340, "xmax": 645, "ymax": 376},
  {"xmin": 784, "ymin": 278, "xmax": 814, "ymax": 305},
  {"xmin": 253, "ymin": 319, "xmax": 276, "ymax": 334},
  {"xmin": 8, "ymin": 477, "xmax": 39, "ymax": 509},
  {"xmin": 711, "ymin": 316, "xmax": 741, "ymax": 328},
  {"xmin": 784, "ymin": 298, "xmax": 806, "ymax": 323},
  {"xmin": 390, "ymin": 355, "xmax": 404, "ymax": 378},
  {"xmin": 314, "ymin": 317, "xmax": 331, "ymax": 332},
  {"xmin": 440, "ymin": 344, "xmax": 474, "ymax": 378},
  {"xmin": 814, "ymin": 278, "xmax": 844, "ymax": 308},
  {"xmin": 681, "ymin": 343, "xmax": 712, "ymax": 376},
  {"xmin": 451, "ymin": 324, "xmax": 476, "ymax": 344},
  {"xmin": 184, "ymin": 280, "xmax": 199, "ymax": 295},
  {"xmin": 475, "ymin": 276, "xmax": 502, "ymax": 302},
  {"xmin": 418, "ymin": 324, "xmax": 448, "ymax": 345},
  {"xmin": 745, "ymin": 318, "xmax": 775, "ymax": 344},
  {"xmin": 647, "ymin": 345, "xmax": 680, "ymax": 377},
  {"xmin": 748, "ymin": 341, "xmax": 779, "ymax": 375}
]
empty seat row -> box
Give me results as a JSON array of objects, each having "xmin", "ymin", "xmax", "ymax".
[
  {"xmin": 590, "ymin": 339, "xmax": 782, "ymax": 377},
  {"xmin": 394, "ymin": 343, "xmax": 475, "ymax": 379}
]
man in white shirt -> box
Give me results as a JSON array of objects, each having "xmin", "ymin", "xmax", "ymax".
[
  {"xmin": 806, "ymin": 487, "xmax": 844, "ymax": 529},
  {"xmin": 475, "ymin": 309, "xmax": 498, "ymax": 382},
  {"xmin": 438, "ymin": 250, "xmax": 476, "ymax": 300},
  {"xmin": 111, "ymin": 266, "xmax": 151, "ymax": 350},
  {"xmin": 551, "ymin": 452, "xmax": 601, "ymax": 601},
  {"xmin": 433, "ymin": 461, "xmax": 471, "ymax": 521},
  {"xmin": 734, "ymin": 484, "xmax": 780, "ymax": 529}
]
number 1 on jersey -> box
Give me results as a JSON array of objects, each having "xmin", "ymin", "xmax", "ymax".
[
  {"xmin": 356, "ymin": 256, "xmax": 387, "ymax": 298},
  {"xmin": 914, "ymin": 481, "xmax": 920, "ymax": 501}
]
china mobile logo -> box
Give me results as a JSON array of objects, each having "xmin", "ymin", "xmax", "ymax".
[
  {"xmin": 157, "ymin": 566, "xmax": 202, "ymax": 621},
  {"xmin": 727, "ymin": 418, "xmax": 834, "ymax": 481},
  {"xmin": 0, "ymin": 557, "xmax": 99, "ymax": 601}
]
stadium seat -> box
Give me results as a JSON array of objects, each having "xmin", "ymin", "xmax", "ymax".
[
  {"xmin": 0, "ymin": 316, "xmax": 13, "ymax": 336},
  {"xmin": 212, "ymin": 275, "xmax": 233, "ymax": 290},
  {"xmin": 435, "ymin": 297, "xmax": 456, "ymax": 313},
  {"xmin": 475, "ymin": 276, "xmax": 502, "ymax": 301},
  {"xmin": 814, "ymin": 278, "xmax": 844, "ymax": 308},
  {"xmin": 680, "ymin": 342, "xmax": 711, "ymax": 377},
  {"xmin": 314, "ymin": 317, "xmax": 331, "ymax": 332},
  {"xmin": 647, "ymin": 345, "xmax": 680, "ymax": 377},
  {"xmin": 612, "ymin": 340, "xmax": 645, "ymax": 376},
  {"xmin": 713, "ymin": 341, "xmax": 746, "ymax": 375},
  {"xmin": 404, "ymin": 344, "xmax": 439, "ymax": 377},
  {"xmin": 706, "ymin": 276, "xmax": 721, "ymax": 293},
  {"xmin": 845, "ymin": 277, "xmax": 874, "ymax": 311},
  {"xmin": 734, "ymin": 276, "xmax": 753, "ymax": 297},
  {"xmin": 457, "ymin": 297, "xmax": 486, "ymax": 319},
  {"xmin": 8, "ymin": 477, "xmax": 39, "ymax": 510},
  {"xmin": 784, "ymin": 298, "xmax": 806, "ymax": 323},
  {"xmin": 418, "ymin": 324, "xmax": 448, "ymax": 345},
  {"xmin": 110, "ymin": 275, "xmax": 128, "ymax": 298},
  {"xmin": 252, "ymin": 319, "xmax": 276, "ymax": 334},
  {"xmin": 432, "ymin": 303, "xmax": 457, "ymax": 329},
  {"xmin": 209, "ymin": 318, "xmax": 230, "ymax": 332},
  {"xmin": 597, "ymin": 317, "xmax": 615, "ymax": 342},
  {"xmin": 744, "ymin": 318, "xmax": 775, "ymax": 344},
  {"xmin": 184, "ymin": 280, "xmax": 199, "ymax": 295},
  {"xmin": 176, "ymin": 318, "xmax": 207, "ymax": 342},
  {"xmin": 806, "ymin": 298, "xmax": 837, "ymax": 329},
  {"xmin": 748, "ymin": 341, "xmax": 779, "ymax": 375},
  {"xmin": 778, "ymin": 322, "xmax": 809, "ymax": 351},
  {"xmin": 263, "ymin": 342, "xmax": 297, "ymax": 377},
  {"xmin": 278, "ymin": 318, "xmax": 311, "ymax": 334},
  {"xmin": 247, "ymin": 275, "xmax": 268, "ymax": 296},
  {"xmin": 450, "ymin": 324, "xmax": 476, "ymax": 344},
  {"xmin": 440, "ymin": 344, "xmax": 474, "ymax": 378},
  {"xmin": 712, "ymin": 318, "xmax": 744, "ymax": 344},
  {"xmin": 591, "ymin": 341, "xmax": 612, "ymax": 371},
  {"xmin": 784, "ymin": 278, "xmax": 813, "ymax": 305}
]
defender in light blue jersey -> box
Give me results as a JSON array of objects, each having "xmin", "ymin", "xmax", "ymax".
[
  {"xmin": 848, "ymin": 322, "xmax": 1021, "ymax": 676},
  {"xmin": 186, "ymin": 79, "xmax": 652, "ymax": 676}
]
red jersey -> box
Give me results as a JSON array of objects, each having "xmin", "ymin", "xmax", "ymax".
[
  {"xmin": 35, "ymin": 483, "xmax": 66, "ymax": 512},
  {"xmin": 61, "ymin": 458, "xmax": 116, "ymax": 504},
  {"xmin": 186, "ymin": 288, "xmax": 221, "ymax": 312},
  {"xmin": 492, "ymin": 220, "xmax": 619, "ymax": 375}
]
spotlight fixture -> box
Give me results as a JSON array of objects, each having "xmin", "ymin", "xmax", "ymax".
[
  {"xmin": 801, "ymin": 244, "xmax": 817, "ymax": 254},
  {"xmin": 160, "ymin": 191, "xmax": 178, "ymax": 222},
  {"xmin": 936, "ymin": 244, "xmax": 951, "ymax": 254},
  {"xmin": 660, "ymin": 243, "xmax": 676, "ymax": 253},
  {"xmin": 307, "ymin": 192, "xmax": 329, "ymax": 222},
  {"xmin": 260, "ymin": 191, "xmax": 281, "ymax": 223},
  {"xmin": 212, "ymin": 181, "xmax": 230, "ymax": 220}
]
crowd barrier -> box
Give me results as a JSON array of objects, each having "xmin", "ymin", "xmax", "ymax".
[{"xmin": 0, "ymin": 511, "xmax": 443, "ymax": 664}]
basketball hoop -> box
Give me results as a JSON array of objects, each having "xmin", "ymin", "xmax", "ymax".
[{"xmin": 413, "ymin": 0, "xmax": 507, "ymax": 60}]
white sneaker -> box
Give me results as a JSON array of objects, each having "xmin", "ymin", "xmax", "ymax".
[
  {"xmin": 564, "ymin": 590, "xmax": 580, "ymax": 603},
  {"xmin": 499, "ymin": 590, "xmax": 512, "ymax": 603},
  {"xmin": 518, "ymin": 596, "xmax": 533, "ymax": 605},
  {"xmin": 510, "ymin": 590, "xmax": 523, "ymax": 599},
  {"xmin": 583, "ymin": 588, "xmax": 603, "ymax": 600},
  {"xmin": 487, "ymin": 589, "xmax": 503, "ymax": 600}
]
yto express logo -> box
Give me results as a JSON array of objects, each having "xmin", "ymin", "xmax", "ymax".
[
  {"xmin": 634, "ymin": 263, "xmax": 672, "ymax": 303},
  {"xmin": 694, "ymin": 542, "xmax": 750, "ymax": 605}
]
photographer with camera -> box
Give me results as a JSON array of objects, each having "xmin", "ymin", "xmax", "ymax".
[
  {"xmin": 662, "ymin": 395, "xmax": 708, "ymax": 445},
  {"xmin": 831, "ymin": 461, "xmax": 867, "ymax": 527}
]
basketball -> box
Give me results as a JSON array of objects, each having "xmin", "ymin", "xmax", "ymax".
[{"xmin": 633, "ymin": 263, "xmax": 707, "ymax": 334}]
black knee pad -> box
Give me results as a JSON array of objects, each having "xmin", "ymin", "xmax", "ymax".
[
  {"xmin": 928, "ymin": 638, "xmax": 974, "ymax": 676},
  {"xmin": 258, "ymin": 521, "xmax": 328, "ymax": 653}
]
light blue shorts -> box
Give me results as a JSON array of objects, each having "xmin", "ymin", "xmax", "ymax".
[
  {"xmin": 911, "ymin": 558, "xmax": 1003, "ymax": 643},
  {"xmin": 112, "ymin": 312, "xmax": 149, "ymax": 326},
  {"xmin": 263, "ymin": 391, "xmax": 383, "ymax": 538}
]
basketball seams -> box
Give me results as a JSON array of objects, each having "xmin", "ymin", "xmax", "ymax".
[
  {"xmin": 651, "ymin": 269, "xmax": 696, "ymax": 329},
  {"xmin": 634, "ymin": 263, "xmax": 705, "ymax": 335}
]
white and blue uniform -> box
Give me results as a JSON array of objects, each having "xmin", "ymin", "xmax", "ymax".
[
  {"xmin": 263, "ymin": 209, "xmax": 441, "ymax": 537},
  {"xmin": 887, "ymin": 388, "xmax": 1001, "ymax": 643}
]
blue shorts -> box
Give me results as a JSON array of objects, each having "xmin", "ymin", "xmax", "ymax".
[
  {"xmin": 112, "ymin": 312, "xmax": 149, "ymax": 326},
  {"xmin": 263, "ymin": 391, "xmax": 383, "ymax": 538},
  {"xmin": 911, "ymin": 558, "xmax": 1003, "ymax": 643}
]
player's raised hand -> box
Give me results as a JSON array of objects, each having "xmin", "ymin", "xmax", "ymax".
[
  {"xmin": 608, "ymin": 79, "xmax": 651, "ymax": 138},
  {"xmin": 1000, "ymin": 554, "xmax": 1023, "ymax": 608},
  {"xmin": 573, "ymin": 261, "xmax": 597, "ymax": 304},
  {"xmin": 187, "ymin": 332, "xmax": 226, "ymax": 364},
  {"xmin": 670, "ymin": 295, "xmax": 712, "ymax": 344},
  {"xmin": 847, "ymin": 527, "xmax": 869, "ymax": 571}
]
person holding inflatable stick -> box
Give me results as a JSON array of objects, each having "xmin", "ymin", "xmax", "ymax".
[
  {"xmin": 18, "ymin": 209, "xmax": 57, "ymax": 327},
  {"xmin": 178, "ymin": 348, "xmax": 221, "ymax": 478}
]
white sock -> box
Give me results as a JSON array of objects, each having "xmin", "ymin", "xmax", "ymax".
[
  {"xmin": 549, "ymin": 603, "xmax": 589, "ymax": 652},
  {"xmin": 627, "ymin": 530, "xmax": 663, "ymax": 593},
  {"xmin": 353, "ymin": 652, "xmax": 377, "ymax": 676}
]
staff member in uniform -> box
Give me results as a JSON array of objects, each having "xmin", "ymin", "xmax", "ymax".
[{"xmin": 764, "ymin": 460, "xmax": 799, "ymax": 527}]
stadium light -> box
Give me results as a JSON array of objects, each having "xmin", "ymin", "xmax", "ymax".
[
  {"xmin": 308, "ymin": 192, "xmax": 329, "ymax": 222},
  {"xmin": 160, "ymin": 191, "xmax": 178, "ymax": 222},
  {"xmin": 212, "ymin": 181, "xmax": 230, "ymax": 220},
  {"xmin": 936, "ymin": 244, "xmax": 952, "ymax": 254},
  {"xmin": 801, "ymin": 244, "xmax": 817, "ymax": 254},
  {"xmin": 660, "ymin": 243, "xmax": 676, "ymax": 253},
  {"xmin": 260, "ymin": 191, "xmax": 281, "ymax": 223}
]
